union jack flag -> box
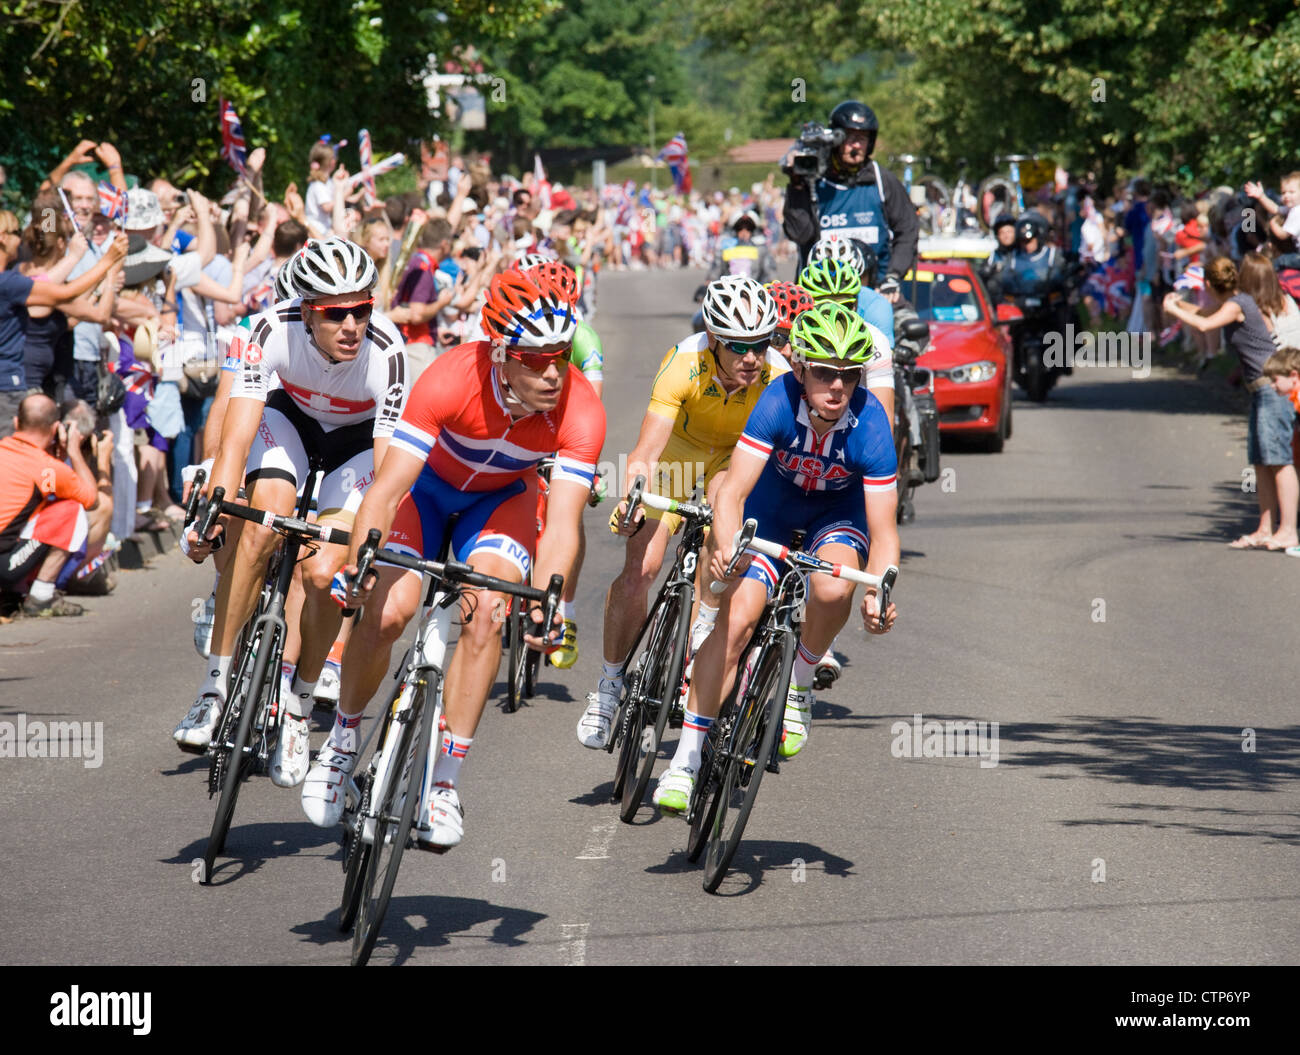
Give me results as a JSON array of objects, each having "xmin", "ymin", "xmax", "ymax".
[
  {"xmin": 358, "ymin": 128, "xmax": 377, "ymax": 205},
  {"xmin": 657, "ymin": 133, "xmax": 691, "ymax": 194},
  {"xmin": 219, "ymin": 99, "xmax": 247, "ymax": 176},
  {"xmin": 97, "ymin": 181, "xmax": 127, "ymax": 221}
]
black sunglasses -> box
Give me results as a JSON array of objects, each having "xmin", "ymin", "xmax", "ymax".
[
  {"xmin": 805, "ymin": 363, "xmax": 862, "ymax": 385},
  {"xmin": 304, "ymin": 299, "xmax": 374, "ymax": 323}
]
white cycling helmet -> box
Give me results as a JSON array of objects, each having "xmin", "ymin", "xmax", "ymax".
[
  {"xmin": 809, "ymin": 234, "xmax": 866, "ymax": 276},
  {"xmin": 515, "ymin": 251, "xmax": 556, "ymax": 270},
  {"xmin": 272, "ymin": 262, "xmax": 298, "ymax": 303},
  {"xmin": 701, "ymin": 275, "xmax": 778, "ymax": 340},
  {"xmin": 289, "ymin": 236, "xmax": 378, "ymax": 299}
]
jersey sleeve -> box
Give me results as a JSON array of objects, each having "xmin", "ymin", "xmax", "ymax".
[
  {"xmin": 553, "ymin": 370, "xmax": 606, "ymax": 488},
  {"xmin": 365, "ymin": 318, "xmax": 410, "ymax": 440},
  {"xmin": 646, "ymin": 345, "xmax": 692, "ymax": 421},
  {"xmin": 573, "ymin": 322, "xmax": 604, "ymax": 384},
  {"xmin": 735, "ymin": 376, "xmax": 794, "ymax": 464},
  {"xmin": 229, "ymin": 310, "xmax": 279, "ymax": 403},
  {"xmin": 863, "ymin": 321, "xmax": 894, "ymax": 391},
  {"xmin": 855, "ymin": 396, "xmax": 899, "ymax": 494}
]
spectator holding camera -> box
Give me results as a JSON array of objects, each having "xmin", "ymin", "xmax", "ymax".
[
  {"xmin": 782, "ymin": 100, "xmax": 918, "ymax": 301},
  {"xmin": 0, "ymin": 393, "xmax": 101, "ymax": 616}
]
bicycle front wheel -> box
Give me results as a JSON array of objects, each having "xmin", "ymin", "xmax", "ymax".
[
  {"xmin": 351, "ymin": 673, "xmax": 438, "ymax": 966},
  {"xmin": 505, "ymin": 598, "xmax": 526, "ymax": 713},
  {"xmin": 701, "ymin": 634, "xmax": 795, "ymax": 893},
  {"xmin": 620, "ymin": 586, "xmax": 690, "ymax": 823},
  {"xmin": 338, "ymin": 771, "xmax": 372, "ymax": 932},
  {"xmin": 203, "ymin": 622, "xmax": 278, "ymax": 882}
]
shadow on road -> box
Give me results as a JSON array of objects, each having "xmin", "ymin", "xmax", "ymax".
[
  {"xmin": 999, "ymin": 715, "xmax": 1300, "ymax": 794},
  {"xmin": 166, "ymin": 822, "xmax": 342, "ymax": 884},
  {"xmin": 292, "ymin": 896, "xmax": 548, "ymax": 965},
  {"xmin": 649, "ymin": 840, "xmax": 854, "ymax": 896},
  {"xmin": 1026, "ymin": 373, "xmax": 1242, "ymax": 416},
  {"xmin": 1061, "ymin": 802, "xmax": 1300, "ymax": 846},
  {"xmin": 1124, "ymin": 480, "xmax": 1264, "ymax": 545}
]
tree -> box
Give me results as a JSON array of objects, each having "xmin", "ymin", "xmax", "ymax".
[{"xmin": 0, "ymin": 1, "xmax": 553, "ymax": 198}]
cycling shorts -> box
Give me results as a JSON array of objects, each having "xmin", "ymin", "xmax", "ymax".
[
  {"xmin": 384, "ymin": 464, "xmax": 536, "ymax": 581},
  {"xmin": 243, "ymin": 390, "xmax": 374, "ymax": 521},
  {"xmin": 739, "ymin": 474, "xmax": 870, "ymax": 596},
  {"xmin": 644, "ymin": 431, "xmax": 732, "ymax": 535}
]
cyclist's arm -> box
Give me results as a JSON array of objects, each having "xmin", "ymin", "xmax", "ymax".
[
  {"xmin": 710, "ymin": 445, "xmax": 766, "ymax": 574},
  {"xmin": 202, "ymin": 368, "xmax": 237, "ymax": 468},
  {"xmin": 623, "ymin": 411, "xmax": 674, "ymax": 501},
  {"xmin": 345, "ymin": 445, "xmax": 425, "ymax": 567},
  {"xmin": 535, "ymin": 478, "xmax": 587, "ymax": 592},
  {"xmin": 860, "ymin": 404, "xmax": 901, "ymax": 577},
  {"xmin": 210, "ymin": 396, "xmax": 263, "ymax": 501}
]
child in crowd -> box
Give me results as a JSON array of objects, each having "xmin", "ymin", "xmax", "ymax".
[{"xmin": 1264, "ymin": 345, "xmax": 1300, "ymax": 547}]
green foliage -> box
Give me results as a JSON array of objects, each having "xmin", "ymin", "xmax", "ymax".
[
  {"xmin": 691, "ymin": 0, "xmax": 1300, "ymax": 190},
  {"xmin": 0, "ymin": 0, "xmax": 554, "ymax": 200}
]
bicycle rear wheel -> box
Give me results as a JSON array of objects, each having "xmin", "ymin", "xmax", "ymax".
[
  {"xmin": 620, "ymin": 586, "xmax": 689, "ymax": 823},
  {"xmin": 204, "ymin": 621, "xmax": 279, "ymax": 881},
  {"xmin": 351, "ymin": 673, "xmax": 438, "ymax": 966},
  {"xmin": 701, "ymin": 634, "xmax": 795, "ymax": 893}
]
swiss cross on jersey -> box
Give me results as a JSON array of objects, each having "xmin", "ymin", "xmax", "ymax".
[{"xmin": 280, "ymin": 378, "xmax": 376, "ymax": 416}]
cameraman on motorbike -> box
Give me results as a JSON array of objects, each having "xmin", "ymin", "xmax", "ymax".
[
  {"xmin": 980, "ymin": 214, "xmax": 1019, "ymax": 302},
  {"xmin": 783, "ymin": 100, "xmax": 919, "ymax": 305}
]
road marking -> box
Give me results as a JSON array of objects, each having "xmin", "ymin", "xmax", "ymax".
[
  {"xmin": 576, "ymin": 816, "xmax": 617, "ymax": 860},
  {"xmin": 560, "ymin": 922, "xmax": 589, "ymax": 965}
]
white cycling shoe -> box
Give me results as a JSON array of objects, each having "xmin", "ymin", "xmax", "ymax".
[
  {"xmin": 652, "ymin": 765, "xmax": 695, "ymax": 814},
  {"xmin": 417, "ymin": 784, "xmax": 464, "ymax": 852},
  {"xmin": 174, "ymin": 693, "xmax": 223, "ymax": 753},
  {"xmin": 301, "ymin": 744, "xmax": 358, "ymax": 827},
  {"xmin": 577, "ymin": 691, "xmax": 617, "ymax": 749},
  {"xmin": 313, "ymin": 661, "xmax": 341, "ymax": 706},
  {"xmin": 271, "ymin": 714, "xmax": 311, "ymax": 788}
]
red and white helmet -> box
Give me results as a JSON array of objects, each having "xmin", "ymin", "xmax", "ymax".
[{"xmin": 481, "ymin": 268, "xmax": 577, "ymax": 349}]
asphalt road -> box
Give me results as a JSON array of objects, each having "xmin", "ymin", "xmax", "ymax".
[{"xmin": 2, "ymin": 268, "xmax": 1297, "ymax": 966}]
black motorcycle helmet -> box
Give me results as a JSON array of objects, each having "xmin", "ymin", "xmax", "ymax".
[
  {"xmin": 1016, "ymin": 213, "xmax": 1050, "ymax": 247},
  {"xmin": 829, "ymin": 100, "xmax": 879, "ymax": 157},
  {"xmin": 992, "ymin": 213, "xmax": 1017, "ymax": 234},
  {"xmin": 856, "ymin": 242, "xmax": 879, "ymax": 289}
]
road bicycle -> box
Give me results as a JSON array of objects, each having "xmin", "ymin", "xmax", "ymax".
[
  {"xmin": 186, "ymin": 466, "xmax": 354, "ymax": 884},
  {"xmin": 685, "ymin": 522, "xmax": 897, "ymax": 893},
  {"xmin": 978, "ymin": 154, "xmax": 1034, "ymax": 229},
  {"xmin": 502, "ymin": 459, "xmax": 606, "ymax": 712},
  {"xmin": 606, "ymin": 475, "xmax": 712, "ymax": 822},
  {"xmin": 337, "ymin": 530, "xmax": 562, "ymax": 965}
]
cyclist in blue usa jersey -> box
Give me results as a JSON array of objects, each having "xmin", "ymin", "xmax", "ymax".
[{"xmin": 653, "ymin": 301, "xmax": 900, "ymax": 813}]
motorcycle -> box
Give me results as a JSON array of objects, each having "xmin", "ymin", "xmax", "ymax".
[{"xmin": 991, "ymin": 257, "xmax": 1085, "ymax": 403}]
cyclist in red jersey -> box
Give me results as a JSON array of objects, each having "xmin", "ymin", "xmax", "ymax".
[{"xmin": 305, "ymin": 267, "xmax": 606, "ymax": 849}]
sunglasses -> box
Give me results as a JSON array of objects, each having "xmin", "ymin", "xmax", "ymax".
[
  {"xmin": 805, "ymin": 363, "xmax": 862, "ymax": 386},
  {"xmin": 720, "ymin": 337, "xmax": 770, "ymax": 357},
  {"xmin": 507, "ymin": 346, "xmax": 572, "ymax": 372},
  {"xmin": 770, "ymin": 330, "xmax": 790, "ymax": 350},
  {"xmin": 304, "ymin": 299, "xmax": 374, "ymax": 323}
]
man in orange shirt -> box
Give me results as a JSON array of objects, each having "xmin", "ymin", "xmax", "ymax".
[{"xmin": 0, "ymin": 394, "xmax": 100, "ymax": 616}]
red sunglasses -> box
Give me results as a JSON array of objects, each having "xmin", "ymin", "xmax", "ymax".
[
  {"xmin": 304, "ymin": 298, "xmax": 374, "ymax": 323},
  {"xmin": 506, "ymin": 346, "xmax": 572, "ymax": 372}
]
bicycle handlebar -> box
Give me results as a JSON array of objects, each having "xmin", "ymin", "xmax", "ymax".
[
  {"xmin": 342, "ymin": 528, "xmax": 383, "ymax": 617},
  {"xmin": 621, "ymin": 474, "xmax": 646, "ymax": 532},
  {"xmin": 639, "ymin": 489, "xmax": 712, "ymax": 526},
  {"xmin": 370, "ymin": 545, "xmax": 562, "ymax": 613}
]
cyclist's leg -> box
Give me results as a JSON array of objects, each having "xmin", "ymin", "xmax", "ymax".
[{"xmin": 655, "ymin": 574, "xmax": 767, "ymax": 811}]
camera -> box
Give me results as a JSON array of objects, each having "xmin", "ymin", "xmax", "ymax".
[{"xmin": 786, "ymin": 122, "xmax": 844, "ymax": 181}]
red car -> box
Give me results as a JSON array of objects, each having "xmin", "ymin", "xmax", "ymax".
[{"xmin": 904, "ymin": 250, "xmax": 1016, "ymax": 452}]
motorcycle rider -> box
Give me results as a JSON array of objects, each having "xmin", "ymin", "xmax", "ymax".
[
  {"xmin": 783, "ymin": 100, "xmax": 919, "ymax": 304},
  {"xmin": 980, "ymin": 214, "xmax": 1019, "ymax": 300},
  {"xmin": 1003, "ymin": 213, "xmax": 1060, "ymax": 298}
]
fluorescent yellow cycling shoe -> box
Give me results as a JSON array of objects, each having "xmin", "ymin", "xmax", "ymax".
[{"xmin": 549, "ymin": 618, "xmax": 578, "ymax": 668}]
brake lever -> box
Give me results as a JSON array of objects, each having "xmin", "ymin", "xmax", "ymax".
[
  {"xmin": 342, "ymin": 528, "xmax": 382, "ymax": 618},
  {"xmin": 199, "ymin": 486, "xmax": 225, "ymax": 541},
  {"xmin": 539, "ymin": 573, "xmax": 565, "ymax": 647},
  {"xmin": 184, "ymin": 468, "xmax": 207, "ymax": 524},
  {"xmin": 621, "ymin": 474, "xmax": 646, "ymax": 533},
  {"xmin": 877, "ymin": 566, "xmax": 898, "ymax": 631},
  {"xmin": 710, "ymin": 517, "xmax": 758, "ymax": 595}
]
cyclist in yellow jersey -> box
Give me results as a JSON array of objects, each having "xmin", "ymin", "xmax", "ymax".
[{"xmin": 577, "ymin": 276, "xmax": 785, "ymax": 748}]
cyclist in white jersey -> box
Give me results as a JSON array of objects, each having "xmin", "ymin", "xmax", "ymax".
[{"xmin": 173, "ymin": 238, "xmax": 409, "ymax": 790}]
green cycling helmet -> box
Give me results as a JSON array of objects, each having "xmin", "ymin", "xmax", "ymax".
[
  {"xmin": 789, "ymin": 301, "xmax": 876, "ymax": 364},
  {"xmin": 797, "ymin": 258, "xmax": 862, "ymax": 302}
]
